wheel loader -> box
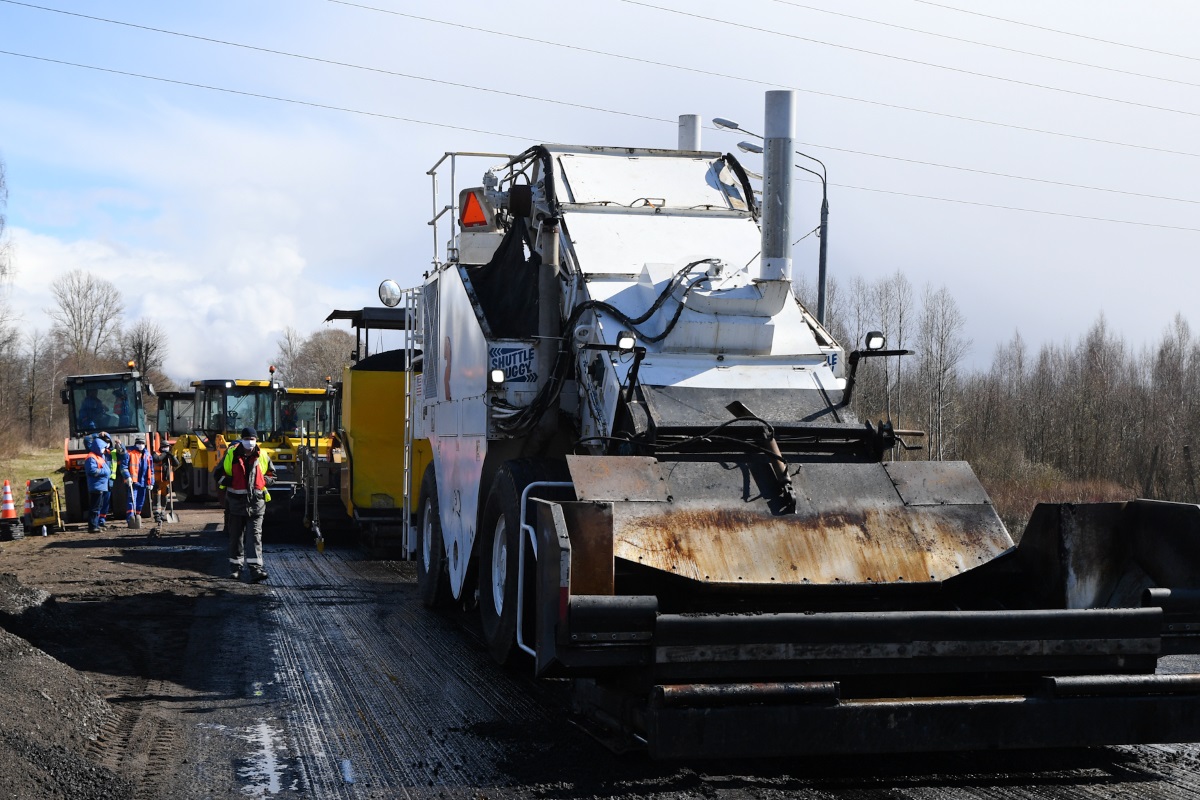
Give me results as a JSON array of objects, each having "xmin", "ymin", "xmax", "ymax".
[{"xmin": 385, "ymin": 91, "xmax": 1200, "ymax": 757}]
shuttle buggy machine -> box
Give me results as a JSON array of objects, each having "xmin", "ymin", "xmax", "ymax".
[{"xmin": 390, "ymin": 91, "xmax": 1200, "ymax": 757}]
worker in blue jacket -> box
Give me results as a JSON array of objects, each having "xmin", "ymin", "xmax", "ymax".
[
  {"xmin": 121, "ymin": 436, "xmax": 155, "ymax": 525},
  {"xmin": 83, "ymin": 435, "xmax": 111, "ymax": 533}
]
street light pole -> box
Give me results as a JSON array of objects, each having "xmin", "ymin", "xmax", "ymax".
[{"xmin": 813, "ymin": 162, "xmax": 829, "ymax": 327}]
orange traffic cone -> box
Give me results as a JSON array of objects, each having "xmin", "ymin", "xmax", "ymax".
[
  {"xmin": 22, "ymin": 480, "xmax": 31, "ymax": 518},
  {"xmin": 0, "ymin": 480, "xmax": 17, "ymax": 520}
]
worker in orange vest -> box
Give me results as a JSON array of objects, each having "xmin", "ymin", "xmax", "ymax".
[
  {"xmin": 83, "ymin": 436, "xmax": 111, "ymax": 533},
  {"xmin": 121, "ymin": 436, "xmax": 155, "ymax": 525}
]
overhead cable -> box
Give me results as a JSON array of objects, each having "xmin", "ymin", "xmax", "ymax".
[
  {"xmin": 909, "ymin": 0, "xmax": 1200, "ymax": 64},
  {"xmin": 0, "ymin": 49, "xmax": 533, "ymax": 140},
  {"xmin": 325, "ymin": 0, "xmax": 1200, "ymax": 161},
  {"xmin": 10, "ymin": 0, "xmax": 1195, "ymax": 205},
  {"xmin": 618, "ymin": 0, "xmax": 1200, "ymax": 119},
  {"xmin": 803, "ymin": 177, "xmax": 1200, "ymax": 233},
  {"xmin": 0, "ymin": 0, "xmax": 672, "ymax": 126},
  {"xmin": 767, "ymin": 0, "xmax": 1200, "ymax": 89},
  {"xmin": 800, "ymin": 143, "xmax": 1200, "ymax": 206},
  {"xmin": 4, "ymin": 49, "xmax": 1195, "ymax": 234}
]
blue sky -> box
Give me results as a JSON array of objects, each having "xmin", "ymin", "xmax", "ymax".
[{"xmin": 2, "ymin": 0, "xmax": 1199, "ymax": 381}]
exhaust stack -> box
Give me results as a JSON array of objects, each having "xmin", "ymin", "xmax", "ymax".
[
  {"xmin": 760, "ymin": 90, "xmax": 796, "ymax": 284},
  {"xmin": 678, "ymin": 115, "xmax": 701, "ymax": 150}
]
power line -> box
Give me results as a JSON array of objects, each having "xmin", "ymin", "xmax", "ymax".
[
  {"xmin": 767, "ymin": 0, "xmax": 1200, "ymax": 90},
  {"xmin": 9, "ymin": 0, "xmax": 1196, "ymax": 206},
  {"xmin": 619, "ymin": 0, "xmax": 1200, "ymax": 119},
  {"xmin": 0, "ymin": 0, "xmax": 674, "ymax": 127},
  {"xmin": 5, "ymin": 48, "xmax": 1196, "ymax": 234},
  {"xmin": 9, "ymin": 0, "xmax": 1200, "ymax": 209},
  {"xmin": 805, "ymin": 177, "xmax": 1200, "ymax": 233},
  {"xmin": 798, "ymin": 141, "xmax": 1200, "ymax": 206},
  {"xmin": 0, "ymin": 49, "xmax": 534, "ymax": 141},
  {"xmin": 326, "ymin": 0, "xmax": 1200, "ymax": 161},
  {"xmin": 909, "ymin": 0, "xmax": 1200, "ymax": 64}
]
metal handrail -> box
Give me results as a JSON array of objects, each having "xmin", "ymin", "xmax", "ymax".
[
  {"xmin": 426, "ymin": 151, "xmax": 518, "ymax": 267},
  {"xmin": 401, "ymin": 287, "xmax": 421, "ymax": 557},
  {"xmin": 516, "ymin": 480, "xmax": 574, "ymax": 657}
]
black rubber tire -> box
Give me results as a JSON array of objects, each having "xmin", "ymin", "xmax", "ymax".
[
  {"xmin": 173, "ymin": 466, "xmax": 192, "ymax": 504},
  {"xmin": 477, "ymin": 459, "xmax": 570, "ymax": 666},
  {"xmin": 416, "ymin": 466, "xmax": 452, "ymax": 609}
]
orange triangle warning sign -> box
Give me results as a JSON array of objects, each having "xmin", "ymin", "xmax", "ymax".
[{"xmin": 462, "ymin": 192, "xmax": 489, "ymax": 228}]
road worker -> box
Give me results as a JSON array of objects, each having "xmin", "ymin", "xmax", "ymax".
[
  {"xmin": 214, "ymin": 427, "xmax": 275, "ymax": 582},
  {"xmin": 83, "ymin": 436, "xmax": 111, "ymax": 533},
  {"xmin": 122, "ymin": 436, "xmax": 154, "ymax": 525}
]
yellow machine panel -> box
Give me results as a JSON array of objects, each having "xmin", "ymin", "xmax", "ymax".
[{"xmin": 340, "ymin": 367, "xmax": 430, "ymax": 516}]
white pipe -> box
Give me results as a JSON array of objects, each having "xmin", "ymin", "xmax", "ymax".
[
  {"xmin": 678, "ymin": 114, "xmax": 701, "ymax": 150},
  {"xmin": 760, "ymin": 91, "xmax": 796, "ymax": 283}
]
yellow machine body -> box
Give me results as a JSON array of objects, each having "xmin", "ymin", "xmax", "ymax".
[{"xmin": 340, "ymin": 367, "xmax": 430, "ymax": 518}]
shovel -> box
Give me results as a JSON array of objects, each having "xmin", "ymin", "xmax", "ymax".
[
  {"xmin": 156, "ymin": 452, "xmax": 180, "ymax": 525},
  {"xmin": 128, "ymin": 480, "xmax": 142, "ymax": 529}
]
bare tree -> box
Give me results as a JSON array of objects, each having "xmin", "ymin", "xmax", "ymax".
[
  {"xmin": 0, "ymin": 154, "xmax": 10, "ymax": 282},
  {"xmin": 273, "ymin": 327, "xmax": 305, "ymax": 385},
  {"xmin": 293, "ymin": 329, "xmax": 355, "ymax": 387},
  {"xmin": 23, "ymin": 330, "xmax": 45, "ymax": 444},
  {"xmin": 47, "ymin": 270, "xmax": 124, "ymax": 369},
  {"xmin": 915, "ymin": 285, "xmax": 970, "ymax": 460},
  {"xmin": 124, "ymin": 318, "xmax": 169, "ymax": 374},
  {"xmin": 876, "ymin": 272, "xmax": 913, "ymax": 434}
]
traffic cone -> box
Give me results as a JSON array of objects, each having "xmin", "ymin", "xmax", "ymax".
[{"xmin": 0, "ymin": 480, "xmax": 17, "ymax": 520}]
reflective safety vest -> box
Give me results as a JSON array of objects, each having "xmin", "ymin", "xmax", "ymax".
[
  {"xmin": 222, "ymin": 446, "xmax": 272, "ymax": 499},
  {"xmin": 85, "ymin": 452, "xmax": 106, "ymax": 476},
  {"xmin": 126, "ymin": 447, "xmax": 154, "ymax": 486}
]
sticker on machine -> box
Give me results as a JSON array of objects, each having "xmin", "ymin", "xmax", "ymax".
[{"xmin": 489, "ymin": 345, "xmax": 538, "ymax": 383}]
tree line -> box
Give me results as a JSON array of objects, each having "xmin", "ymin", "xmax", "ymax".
[{"xmin": 808, "ymin": 272, "xmax": 1199, "ymax": 531}]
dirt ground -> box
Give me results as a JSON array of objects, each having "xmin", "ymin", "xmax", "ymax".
[
  {"xmin": 6, "ymin": 503, "xmax": 1200, "ymax": 800},
  {"xmin": 0, "ymin": 505, "xmax": 242, "ymax": 799}
]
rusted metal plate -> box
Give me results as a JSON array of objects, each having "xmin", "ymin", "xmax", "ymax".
[
  {"xmin": 884, "ymin": 461, "xmax": 993, "ymax": 507},
  {"xmin": 559, "ymin": 501, "xmax": 615, "ymax": 596},
  {"xmin": 611, "ymin": 498, "xmax": 1012, "ymax": 585},
  {"xmin": 567, "ymin": 455, "xmax": 670, "ymax": 502}
]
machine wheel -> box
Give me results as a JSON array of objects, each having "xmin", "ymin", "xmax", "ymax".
[
  {"xmin": 173, "ymin": 466, "xmax": 191, "ymax": 503},
  {"xmin": 416, "ymin": 467, "xmax": 452, "ymax": 609},
  {"xmin": 478, "ymin": 459, "xmax": 570, "ymax": 666}
]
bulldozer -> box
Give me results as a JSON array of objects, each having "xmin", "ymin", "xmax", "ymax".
[{"xmin": 383, "ymin": 91, "xmax": 1200, "ymax": 757}]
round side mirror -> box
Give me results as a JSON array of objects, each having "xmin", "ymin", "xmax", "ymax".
[{"xmin": 378, "ymin": 279, "xmax": 403, "ymax": 308}]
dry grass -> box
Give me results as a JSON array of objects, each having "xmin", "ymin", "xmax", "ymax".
[
  {"xmin": 980, "ymin": 474, "xmax": 1136, "ymax": 540},
  {"xmin": 0, "ymin": 446, "xmax": 67, "ymax": 504}
]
